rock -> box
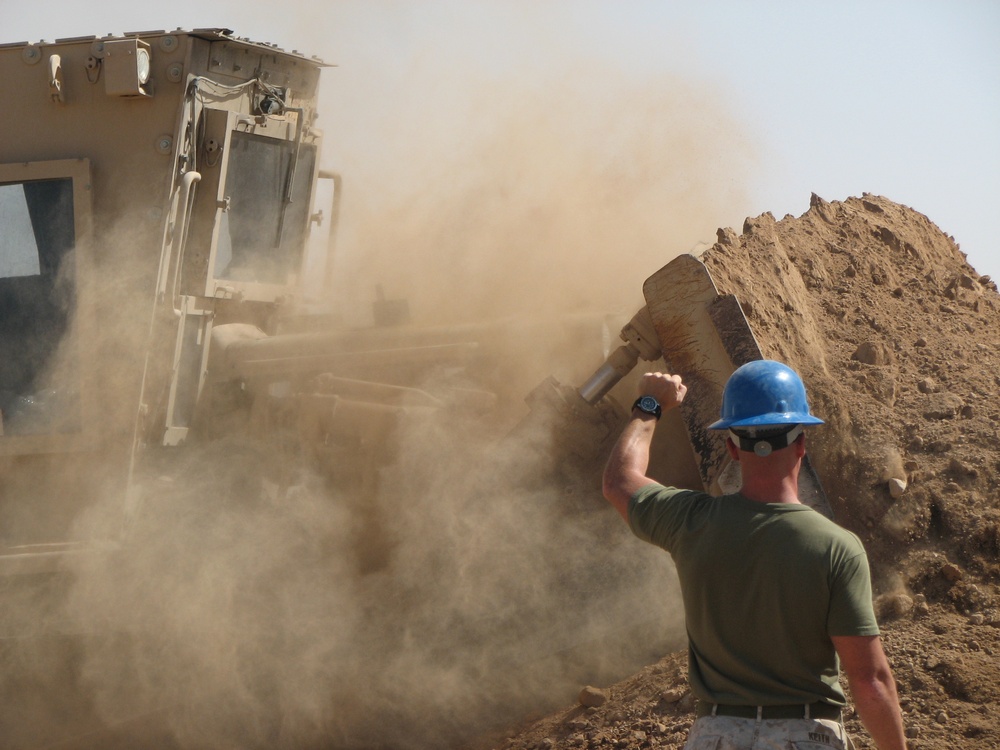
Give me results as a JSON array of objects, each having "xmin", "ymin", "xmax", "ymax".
[
  {"xmin": 888, "ymin": 477, "xmax": 907, "ymax": 498},
  {"xmin": 660, "ymin": 688, "xmax": 685, "ymax": 704},
  {"xmin": 948, "ymin": 457, "xmax": 978, "ymax": 477},
  {"xmin": 716, "ymin": 227, "xmax": 738, "ymax": 246},
  {"xmin": 579, "ymin": 686, "xmax": 608, "ymax": 708},
  {"xmin": 914, "ymin": 336, "xmax": 928, "ymax": 347},
  {"xmin": 877, "ymin": 593, "xmax": 914, "ymax": 619},
  {"xmin": 852, "ymin": 341, "xmax": 893, "ymax": 366},
  {"xmin": 941, "ymin": 563, "xmax": 964, "ymax": 582},
  {"xmin": 905, "ymin": 726, "xmax": 921, "ymax": 739},
  {"xmin": 958, "ymin": 274, "xmax": 977, "ymax": 290},
  {"xmin": 923, "ymin": 392, "xmax": 964, "ymax": 420},
  {"xmin": 917, "ymin": 377, "xmax": 938, "ymax": 394},
  {"xmin": 969, "ymin": 614, "xmax": 985, "ymax": 625},
  {"xmin": 678, "ymin": 693, "xmax": 697, "ymax": 712}
]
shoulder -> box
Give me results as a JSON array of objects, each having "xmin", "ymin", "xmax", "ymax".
[
  {"xmin": 811, "ymin": 515, "xmax": 870, "ymax": 558},
  {"xmin": 628, "ymin": 483, "xmax": 717, "ymax": 546},
  {"xmin": 630, "ymin": 482, "xmax": 709, "ymax": 515},
  {"xmin": 632, "ymin": 482, "xmax": 701, "ymax": 502},
  {"xmin": 793, "ymin": 514, "xmax": 874, "ymax": 585}
]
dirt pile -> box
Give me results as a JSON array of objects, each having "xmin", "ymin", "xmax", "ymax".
[{"xmin": 482, "ymin": 194, "xmax": 1000, "ymax": 750}]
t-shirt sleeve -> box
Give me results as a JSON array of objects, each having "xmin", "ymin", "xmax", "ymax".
[
  {"xmin": 627, "ymin": 482, "xmax": 700, "ymax": 551},
  {"xmin": 827, "ymin": 542, "xmax": 881, "ymax": 637}
]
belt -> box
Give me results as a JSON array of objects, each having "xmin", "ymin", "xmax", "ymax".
[{"xmin": 696, "ymin": 701, "xmax": 841, "ymax": 721}]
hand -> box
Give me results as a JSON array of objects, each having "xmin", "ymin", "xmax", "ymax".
[{"xmin": 638, "ymin": 372, "xmax": 687, "ymax": 412}]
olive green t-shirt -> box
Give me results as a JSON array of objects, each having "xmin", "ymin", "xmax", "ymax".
[{"xmin": 629, "ymin": 483, "xmax": 880, "ymax": 707}]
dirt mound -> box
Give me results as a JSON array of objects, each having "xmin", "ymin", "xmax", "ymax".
[{"xmin": 482, "ymin": 194, "xmax": 1000, "ymax": 750}]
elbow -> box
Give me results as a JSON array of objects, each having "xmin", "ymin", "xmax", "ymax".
[
  {"xmin": 847, "ymin": 665, "xmax": 899, "ymax": 708},
  {"xmin": 601, "ymin": 463, "xmax": 628, "ymax": 505},
  {"xmin": 602, "ymin": 468, "xmax": 638, "ymax": 522},
  {"xmin": 601, "ymin": 475, "xmax": 622, "ymax": 508},
  {"xmin": 857, "ymin": 665, "xmax": 897, "ymax": 695}
]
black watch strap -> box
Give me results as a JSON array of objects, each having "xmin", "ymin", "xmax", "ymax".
[{"xmin": 632, "ymin": 396, "xmax": 662, "ymax": 420}]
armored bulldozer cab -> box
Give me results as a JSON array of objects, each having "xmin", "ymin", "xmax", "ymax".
[{"xmin": 0, "ymin": 29, "xmax": 334, "ymax": 564}]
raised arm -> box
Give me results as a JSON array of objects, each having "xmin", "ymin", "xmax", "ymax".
[{"xmin": 602, "ymin": 372, "xmax": 686, "ymax": 521}]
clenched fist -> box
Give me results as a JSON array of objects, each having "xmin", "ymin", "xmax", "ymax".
[{"xmin": 638, "ymin": 372, "xmax": 687, "ymax": 412}]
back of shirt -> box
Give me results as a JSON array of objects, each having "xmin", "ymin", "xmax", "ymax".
[{"xmin": 629, "ymin": 484, "xmax": 879, "ymax": 706}]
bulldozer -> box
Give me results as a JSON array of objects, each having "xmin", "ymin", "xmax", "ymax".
[{"xmin": 0, "ymin": 28, "xmax": 830, "ymax": 748}]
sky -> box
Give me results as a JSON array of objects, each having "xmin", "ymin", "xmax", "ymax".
[{"xmin": 4, "ymin": 1, "xmax": 998, "ymax": 292}]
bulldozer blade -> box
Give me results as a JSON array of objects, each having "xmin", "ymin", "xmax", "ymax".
[{"xmin": 642, "ymin": 254, "xmax": 833, "ymax": 519}]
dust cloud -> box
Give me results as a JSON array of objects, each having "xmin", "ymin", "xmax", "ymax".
[
  {"xmin": 61, "ymin": 395, "xmax": 680, "ymax": 748},
  {"xmin": 2, "ymin": 12, "xmax": 760, "ymax": 749},
  {"xmin": 326, "ymin": 64, "xmax": 754, "ymax": 329}
]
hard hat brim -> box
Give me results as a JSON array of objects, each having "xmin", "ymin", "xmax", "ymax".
[{"xmin": 707, "ymin": 412, "xmax": 825, "ymax": 431}]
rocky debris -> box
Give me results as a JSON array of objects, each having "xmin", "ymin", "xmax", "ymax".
[
  {"xmin": 942, "ymin": 563, "xmax": 964, "ymax": 583},
  {"xmin": 888, "ymin": 477, "xmax": 907, "ymax": 499},
  {"xmin": 481, "ymin": 195, "xmax": 1000, "ymax": 750},
  {"xmin": 579, "ymin": 687, "xmax": 609, "ymax": 708},
  {"xmin": 852, "ymin": 341, "xmax": 894, "ymax": 366},
  {"xmin": 876, "ymin": 593, "xmax": 915, "ymax": 619}
]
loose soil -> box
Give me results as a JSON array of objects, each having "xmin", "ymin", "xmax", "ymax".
[{"xmin": 479, "ymin": 194, "xmax": 1000, "ymax": 750}]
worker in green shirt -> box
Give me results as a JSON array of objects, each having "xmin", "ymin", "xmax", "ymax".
[{"xmin": 603, "ymin": 360, "xmax": 907, "ymax": 750}]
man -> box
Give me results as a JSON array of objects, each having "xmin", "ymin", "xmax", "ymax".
[{"xmin": 602, "ymin": 360, "xmax": 907, "ymax": 750}]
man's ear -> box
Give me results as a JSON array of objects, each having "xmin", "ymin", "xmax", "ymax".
[
  {"xmin": 794, "ymin": 432, "xmax": 806, "ymax": 458},
  {"xmin": 726, "ymin": 436, "xmax": 741, "ymax": 461}
]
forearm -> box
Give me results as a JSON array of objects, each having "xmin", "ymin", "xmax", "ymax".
[
  {"xmin": 849, "ymin": 672, "xmax": 907, "ymax": 750},
  {"xmin": 603, "ymin": 371, "xmax": 686, "ymax": 522},
  {"xmin": 602, "ymin": 413, "xmax": 657, "ymax": 521}
]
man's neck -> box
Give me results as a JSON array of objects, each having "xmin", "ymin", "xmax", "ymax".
[{"xmin": 739, "ymin": 475, "xmax": 802, "ymax": 505}]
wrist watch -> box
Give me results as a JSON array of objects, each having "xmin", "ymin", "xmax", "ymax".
[{"xmin": 632, "ymin": 395, "xmax": 662, "ymax": 420}]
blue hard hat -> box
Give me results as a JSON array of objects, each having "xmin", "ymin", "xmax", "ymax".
[{"xmin": 708, "ymin": 360, "xmax": 825, "ymax": 430}]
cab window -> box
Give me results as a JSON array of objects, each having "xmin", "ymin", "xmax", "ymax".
[
  {"xmin": 0, "ymin": 178, "xmax": 79, "ymax": 435},
  {"xmin": 214, "ymin": 132, "xmax": 317, "ymax": 286}
]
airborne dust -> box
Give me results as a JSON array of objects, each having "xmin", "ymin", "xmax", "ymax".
[{"xmin": 4, "ymin": 25, "xmax": 763, "ymax": 750}]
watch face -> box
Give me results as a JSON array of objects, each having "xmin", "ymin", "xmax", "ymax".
[{"xmin": 639, "ymin": 396, "xmax": 658, "ymax": 412}]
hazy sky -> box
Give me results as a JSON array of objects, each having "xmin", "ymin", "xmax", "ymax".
[{"xmin": 4, "ymin": 1, "xmax": 998, "ymax": 284}]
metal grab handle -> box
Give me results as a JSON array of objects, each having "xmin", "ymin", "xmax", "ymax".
[
  {"xmin": 155, "ymin": 170, "xmax": 201, "ymax": 307},
  {"xmin": 317, "ymin": 170, "xmax": 343, "ymax": 293}
]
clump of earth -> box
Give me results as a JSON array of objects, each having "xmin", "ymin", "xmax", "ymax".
[{"xmin": 478, "ymin": 194, "xmax": 1000, "ymax": 750}]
